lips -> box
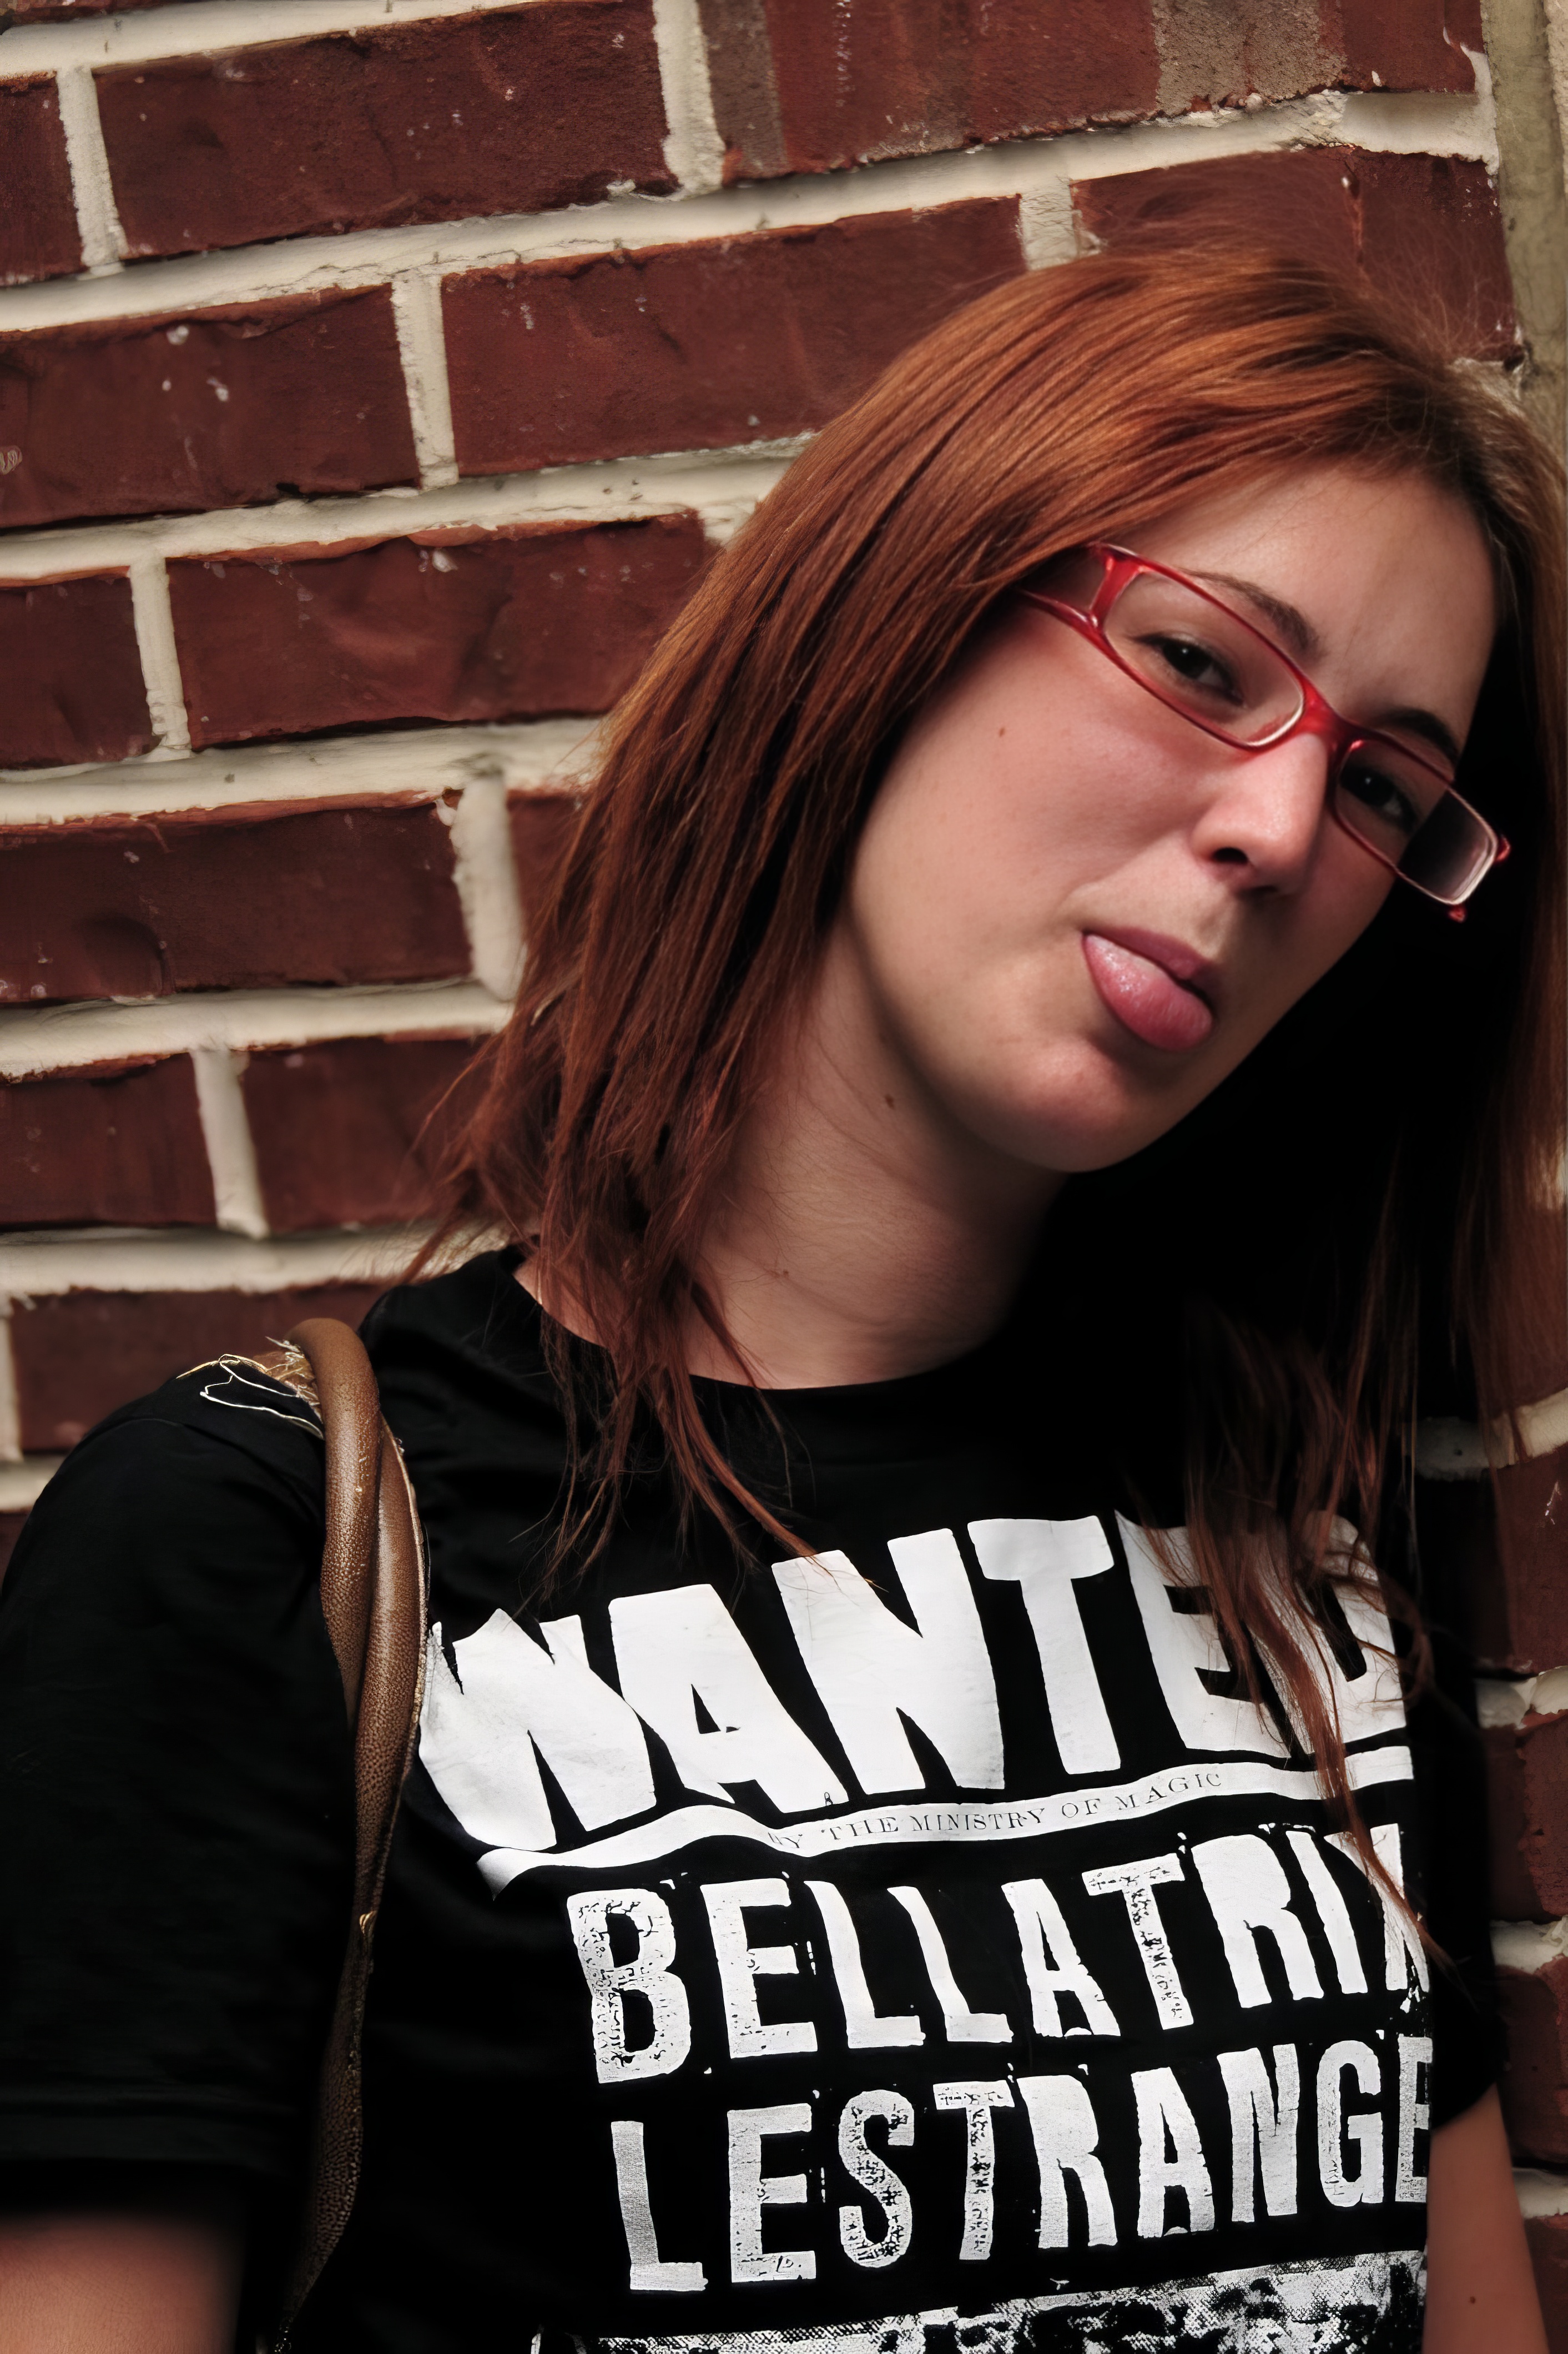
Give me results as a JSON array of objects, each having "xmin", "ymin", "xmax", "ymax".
[{"xmin": 1081, "ymin": 929, "xmax": 1217, "ymax": 1053}]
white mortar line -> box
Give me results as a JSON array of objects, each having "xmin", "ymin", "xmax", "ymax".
[
  {"xmin": 0, "ymin": 1458, "xmax": 61, "ymax": 1510},
  {"xmin": 0, "ymin": 980, "xmax": 510, "ymax": 1079},
  {"xmin": 1017, "ymin": 182, "xmax": 1078, "ymax": 269},
  {"xmin": 651, "ymin": 0, "xmax": 725, "ymax": 197},
  {"xmin": 0, "ymin": 445, "xmax": 795, "ymax": 581},
  {"xmin": 1417, "ymin": 1385, "xmax": 1568, "ymax": 1476},
  {"xmin": 1477, "ymin": 1669, "xmax": 1568, "ymax": 1728},
  {"xmin": 52, "ymin": 62, "xmax": 125, "ymax": 276},
  {"xmin": 0, "ymin": 85, "xmax": 1497, "ymax": 338},
  {"xmin": 126, "ymin": 552, "xmax": 191, "ymax": 753},
  {"xmin": 0, "ymin": 1309, "xmax": 21, "ymax": 1465},
  {"xmin": 0, "ymin": 717, "xmax": 598, "ymax": 812},
  {"xmin": 447, "ymin": 777, "xmax": 527, "ymax": 999},
  {"xmin": 1494, "ymin": 1915, "xmax": 1568, "ymax": 1972},
  {"xmin": 1516, "ymin": 2167, "xmax": 1568, "ymax": 2219},
  {"xmin": 0, "ymin": 0, "xmax": 562, "ymax": 72},
  {"xmin": 390, "ymin": 270, "xmax": 460, "ymax": 491},
  {"xmin": 190, "ymin": 1045, "xmax": 270, "ymax": 1240},
  {"xmin": 0, "ymin": 1225, "xmax": 428, "ymax": 1297},
  {"xmin": 1458, "ymin": 43, "xmax": 1501, "ymax": 176}
]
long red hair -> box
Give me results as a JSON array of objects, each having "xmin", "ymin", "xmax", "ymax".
[{"xmin": 430, "ymin": 247, "xmax": 1565, "ymax": 1824}]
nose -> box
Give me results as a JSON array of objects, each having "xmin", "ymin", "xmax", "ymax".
[{"xmin": 1188, "ymin": 735, "xmax": 1334, "ymax": 896}]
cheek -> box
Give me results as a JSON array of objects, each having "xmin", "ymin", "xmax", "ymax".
[
  {"xmin": 1238, "ymin": 853, "xmax": 1395, "ymax": 1050},
  {"xmin": 856, "ymin": 696, "xmax": 1154, "ymax": 953},
  {"xmin": 1305, "ymin": 834, "xmax": 1398, "ymax": 972}
]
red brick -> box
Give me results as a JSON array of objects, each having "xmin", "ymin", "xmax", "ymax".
[
  {"xmin": 169, "ymin": 517, "xmax": 708, "ymax": 751},
  {"xmin": 1333, "ymin": 0, "xmax": 1474, "ymax": 91},
  {"xmin": 1418, "ymin": 1456, "xmax": 1568, "ymax": 1679},
  {"xmin": 1151, "ymin": 1, "xmax": 1473, "ymax": 112},
  {"xmin": 1527, "ymin": 2214, "xmax": 1568, "ymax": 2354},
  {"xmin": 1470, "ymin": 1450, "xmax": 1568, "ymax": 1674},
  {"xmin": 97, "ymin": 3, "xmax": 673, "ymax": 262},
  {"xmin": 1500, "ymin": 1958, "xmax": 1568, "ymax": 2164},
  {"xmin": 0, "ymin": 290, "xmax": 417, "ymax": 533},
  {"xmin": 0, "ymin": 802, "xmax": 468, "ymax": 1004},
  {"xmin": 508, "ymin": 791, "xmax": 581, "ymax": 932},
  {"xmin": 0, "ymin": 79, "xmax": 81, "ymax": 285},
  {"xmin": 10, "ymin": 1282, "xmax": 386, "ymax": 1455},
  {"xmin": 0, "ymin": 572, "xmax": 152, "ymax": 769},
  {"xmin": 700, "ymin": 0, "xmax": 1158, "ymax": 180},
  {"xmin": 447, "ymin": 201, "xmax": 1026, "ymax": 474},
  {"xmin": 0, "ymin": 1057, "xmax": 213, "ymax": 1230},
  {"xmin": 243, "ymin": 1034, "xmax": 480, "ymax": 1233},
  {"xmin": 1074, "ymin": 149, "xmax": 1515, "ymax": 360},
  {"xmin": 1486, "ymin": 1714, "xmax": 1568, "ymax": 1920},
  {"xmin": 1417, "ymin": 1219, "xmax": 1568, "ymax": 1672}
]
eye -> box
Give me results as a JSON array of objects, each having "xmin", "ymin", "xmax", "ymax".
[
  {"xmin": 1337, "ymin": 757, "xmax": 1423, "ymax": 841},
  {"xmin": 1136, "ymin": 631, "xmax": 1245, "ymax": 708}
]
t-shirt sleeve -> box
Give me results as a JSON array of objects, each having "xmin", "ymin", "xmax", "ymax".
[
  {"xmin": 0, "ymin": 1369, "xmax": 354, "ymax": 2185},
  {"xmin": 1410, "ymin": 1619, "xmax": 1504, "ymax": 2130}
]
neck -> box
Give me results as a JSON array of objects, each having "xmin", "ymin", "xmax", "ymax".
[{"xmin": 687, "ymin": 932, "xmax": 1062, "ymax": 1389}]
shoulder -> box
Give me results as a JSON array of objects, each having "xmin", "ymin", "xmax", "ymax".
[{"xmin": 2, "ymin": 1359, "xmax": 326, "ymax": 1628}]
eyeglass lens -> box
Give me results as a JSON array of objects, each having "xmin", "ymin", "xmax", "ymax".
[{"xmin": 1097, "ymin": 569, "xmax": 1493, "ymax": 905}]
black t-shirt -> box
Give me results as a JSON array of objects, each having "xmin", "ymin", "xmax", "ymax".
[{"xmin": 0, "ymin": 1249, "xmax": 1499, "ymax": 2352}]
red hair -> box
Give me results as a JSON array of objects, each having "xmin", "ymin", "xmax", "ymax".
[{"xmin": 431, "ymin": 247, "xmax": 1565, "ymax": 1826}]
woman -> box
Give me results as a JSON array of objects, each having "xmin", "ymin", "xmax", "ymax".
[{"xmin": 0, "ymin": 249, "xmax": 1559, "ymax": 2352}]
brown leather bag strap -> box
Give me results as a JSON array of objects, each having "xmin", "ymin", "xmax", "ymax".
[
  {"xmin": 268, "ymin": 1318, "xmax": 428, "ymax": 2346},
  {"xmin": 290, "ymin": 1316, "xmax": 383, "ymax": 1723}
]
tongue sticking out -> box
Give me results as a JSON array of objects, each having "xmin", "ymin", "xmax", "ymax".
[{"xmin": 1082, "ymin": 933, "xmax": 1215, "ymax": 1053}]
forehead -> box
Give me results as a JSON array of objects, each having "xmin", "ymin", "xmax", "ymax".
[{"xmin": 1125, "ymin": 464, "xmax": 1490, "ymax": 612}]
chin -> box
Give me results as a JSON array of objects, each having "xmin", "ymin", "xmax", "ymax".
[{"xmin": 975, "ymin": 1043, "xmax": 1181, "ymax": 1171}]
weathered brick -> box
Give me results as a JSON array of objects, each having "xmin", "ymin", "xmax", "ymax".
[
  {"xmin": 1149, "ymin": 0, "xmax": 1473, "ymax": 114},
  {"xmin": 508, "ymin": 791, "xmax": 582, "ymax": 931},
  {"xmin": 0, "ymin": 1057, "xmax": 213, "ymax": 1230},
  {"xmin": 0, "ymin": 572, "xmax": 152, "ymax": 769},
  {"xmin": 1500, "ymin": 1958, "xmax": 1568, "ymax": 2164},
  {"xmin": 1461, "ymin": 1450, "xmax": 1568, "ymax": 1676},
  {"xmin": 97, "ymin": 2, "xmax": 673, "ymax": 261},
  {"xmin": 243, "ymin": 1034, "xmax": 480, "ymax": 1233},
  {"xmin": 0, "ymin": 802, "xmax": 468, "ymax": 1004},
  {"xmin": 447, "ymin": 202, "xmax": 1026, "ymax": 474},
  {"xmin": 1486, "ymin": 1714, "xmax": 1568, "ymax": 1920},
  {"xmin": 695, "ymin": 0, "xmax": 792, "ymax": 180},
  {"xmin": 10, "ymin": 1282, "xmax": 385, "ymax": 1454},
  {"xmin": 0, "ymin": 79, "xmax": 80, "ymax": 285},
  {"xmin": 6, "ymin": 0, "xmax": 164, "ymax": 16},
  {"xmin": 0, "ymin": 290, "xmax": 417, "ymax": 532},
  {"xmin": 1526, "ymin": 2214, "xmax": 1568, "ymax": 2353},
  {"xmin": 169, "ymin": 518, "xmax": 708, "ymax": 751},
  {"xmin": 699, "ymin": 0, "xmax": 1159, "ymax": 180},
  {"xmin": 1074, "ymin": 149, "xmax": 1515, "ymax": 360},
  {"xmin": 1334, "ymin": 0, "xmax": 1476, "ymax": 89}
]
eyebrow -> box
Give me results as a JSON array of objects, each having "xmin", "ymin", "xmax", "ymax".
[
  {"xmin": 1188, "ymin": 568, "xmax": 1322, "ymax": 662},
  {"xmin": 1190, "ymin": 567, "xmax": 1464, "ymax": 772},
  {"xmin": 1379, "ymin": 705, "xmax": 1463, "ymax": 770}
]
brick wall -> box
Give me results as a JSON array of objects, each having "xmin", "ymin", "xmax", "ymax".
[{"xmin": 2, "ymin": 0, "xmax": 1566, "ymax": 2315}]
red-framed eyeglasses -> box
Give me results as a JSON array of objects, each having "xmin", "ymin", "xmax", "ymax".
[{"xmin": 1016, "ymin": 544, "xmax": 1506, "ymax": 912}]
